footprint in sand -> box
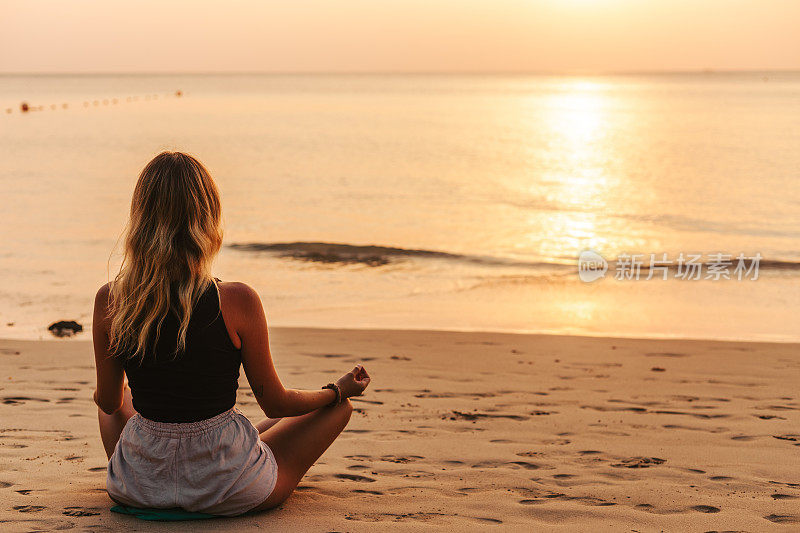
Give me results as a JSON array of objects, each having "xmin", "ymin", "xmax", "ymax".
[
  {"xmin": 63, "ymin": 507, "xmax": 101, "ymax": 516},
  {"xmin": 13, "ymin": 505, "xmax": 46, "ymax": 513},
  {"xmin": 344, "ymin": 356, "xmax": 376, "ymax": 363},
  {"xmin": 3, "ymin": 396, "xmax": 50, "ymax": 405},
  {"xmin": 335, "ymin": 473, "xmax": 376, "ymax": 482},
  {"xmin": 352, "ymin": 489, "xmax": 383, "ymax": 495},
  {"xmin": 611, "ymin": 457, "xmax": 665, "ymax": 469},
  {"xmin": 446, "ymin": 411, "xmax": 528, "ymax": 421},
  {"xmin": 691, "ymin": 505, "xmax": 720, "ymax": 513},
  {"xmin": 15, "ymin": 489, "xmax": 43, "ymax": 495},
  {"xmin": 516, "ymin": 452, "xmax": 543, "ymax": 458},
  {"xmin": 429, "ymin": 389, "xmax": 499, "ymax": 398},
  {"xmin": 508, "ymin": 461, "xmax": 541, "ymax": 470},
  {"xmin": 771, "ymin": 493, "xmax": 798, "ymax": 500},
  {"xmin": 663, "ymin": 424, "xmax": 728, "ymax": 434},
  {"xmin": 305, "ymin": 353, "xmax": 350, "ymax": 359},
  {"xmin": 653, "ymin": 410, "xmax": 729, "ymax": 419},
  {"xmin": 579, "ymin": 497, "xmax": 616, "ymax": 506},
  {"xmin": 764, "ymin": 514, "xmax": 799, "ymax": 523},
  {"xmin": 471, "ymin": 460, "xmax": 542, "ymax": 471},
  {"xmin": 62, "ymin": 507, "xmax": 100, "ymax": 516},
  {"xmin": 380, "ymin": 455, "xmax": 424, "ymax": 464},
  {"xmin": 346, "ymin": 511, "xmax": 446, "ymax": 522}
]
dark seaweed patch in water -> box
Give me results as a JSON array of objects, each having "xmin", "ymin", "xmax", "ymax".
[
  {"xmin": 229, "ymin": 242, "xmax": 460, "ymax": 267},
  {"xmin": 228, "ymin": 241, "xmax": 549, "ymax": 268},
  {"xmin": 230, "ymin": 242, "xmax": 800, "ymax": 274}
]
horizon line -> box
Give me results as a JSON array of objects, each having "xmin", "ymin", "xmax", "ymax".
[{"xmin": 1, "ymin": 68, "xmax": 799, "ymax": 77}]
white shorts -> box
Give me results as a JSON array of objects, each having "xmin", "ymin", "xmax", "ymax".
[{"xmin": 106, "ymin": 407, "xmax": 278, "ymax": 516}]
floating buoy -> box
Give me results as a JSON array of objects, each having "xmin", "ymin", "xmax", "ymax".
[{"xmin": 12, "ymin": 90, "xmax": 180, "ymax": 116}]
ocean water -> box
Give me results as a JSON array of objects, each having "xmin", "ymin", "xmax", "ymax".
[{"xmin": 1, "ymin": 73, "xmax": 799, "ymax": 341}]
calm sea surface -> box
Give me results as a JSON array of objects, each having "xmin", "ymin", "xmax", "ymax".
[{"xmin": 1, "ymin": 73, "xmax": 799, "ymax": 341}]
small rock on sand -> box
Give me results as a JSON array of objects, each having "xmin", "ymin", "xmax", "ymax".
[{"xmin": 48, "ymin": 320, "xmax": 83, "ymax": 337}]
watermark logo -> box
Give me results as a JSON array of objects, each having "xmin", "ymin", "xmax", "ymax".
[
  {"xmin": 578, "ymin": 249, "xmax": 608, "ymax": 282},
  {"xmin": 577, "ymin": 251, "xmax": 762, "ymax": 282}
]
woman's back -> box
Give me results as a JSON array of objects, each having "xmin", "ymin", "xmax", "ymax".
[
  {"xmin": 95, "ymin": 151, "xmax": 370, "ymax": 516},
  {"xmin": 122, "ymin": 278, "xmax": 242, "ymax": 423}
]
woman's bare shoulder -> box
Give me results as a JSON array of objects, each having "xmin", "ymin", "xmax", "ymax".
[
  {"xmin": 216, "ymin": 280, "xmax": 262, "ymax": 312},
  {"xmin": 95, "ymin": 282, "xmax": 112, "ymax": 308}
]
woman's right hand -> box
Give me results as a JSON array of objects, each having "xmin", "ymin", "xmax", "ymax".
[{"xmin": 336, "ymin": 365, "xmax": 371, "ymax": 399}]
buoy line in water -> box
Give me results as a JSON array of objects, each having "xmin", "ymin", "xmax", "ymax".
[{"xmin": 5, "ymin": 89, "xmax": 184, "ymax": 115}]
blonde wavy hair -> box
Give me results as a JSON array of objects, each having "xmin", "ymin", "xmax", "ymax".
[{"xmin": 108, "ymin": 151, "xmax": 223, "ymax": 361}]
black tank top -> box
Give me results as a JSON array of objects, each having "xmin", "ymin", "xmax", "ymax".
[{"xmin": 122, "ymin": 277, "xmax": 242, "ymax": 423}]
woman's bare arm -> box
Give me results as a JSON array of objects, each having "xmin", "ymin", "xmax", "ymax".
[
  {"xmin": 230, "ymin": 283, "xmax": 340, "ymax": 418},
  {"xmin": 92, "ymin": 283, "xmax": 125, "ymax": 415}
]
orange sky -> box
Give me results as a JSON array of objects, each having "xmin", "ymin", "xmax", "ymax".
[{"xmin": 1, "ymin": 0, "xmax": 798, "ymax": 73}]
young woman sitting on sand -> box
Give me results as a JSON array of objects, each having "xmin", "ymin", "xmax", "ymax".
[{"xmin": 91, "ymin": 151, "xmax": 371, "ymax": 515}]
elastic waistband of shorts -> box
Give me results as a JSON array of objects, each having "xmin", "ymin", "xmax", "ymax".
[{"xmin": 134, "ymin": 407, "xmax": 240, "ymax": 437}]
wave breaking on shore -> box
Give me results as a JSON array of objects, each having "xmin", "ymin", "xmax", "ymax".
[
  {"xmin": 228, "ymin": 242, "xmax": 559, "ymax": 269},
  {"xmin": 228, "ymin": 242, "xmax": 800, "ymax": 275}
]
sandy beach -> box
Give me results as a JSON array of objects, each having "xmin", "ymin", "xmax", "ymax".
[{"xmin": 1, "ymin": 327, "xmax": 798, "ymax": 531}]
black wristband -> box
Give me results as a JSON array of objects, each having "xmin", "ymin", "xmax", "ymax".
[{"xmin": 322, "ymin": 383, "xmax": 341, "ymax": 406}]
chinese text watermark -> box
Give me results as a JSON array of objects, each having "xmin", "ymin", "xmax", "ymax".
[{"xmin": 578, "ymin": 250, "xmax": 761, "ymax": 283}]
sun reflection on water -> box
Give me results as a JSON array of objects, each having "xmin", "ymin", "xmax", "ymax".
[{"xmin": 521, "ymin": 79, "xmax": 645, "ymax": 262}]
